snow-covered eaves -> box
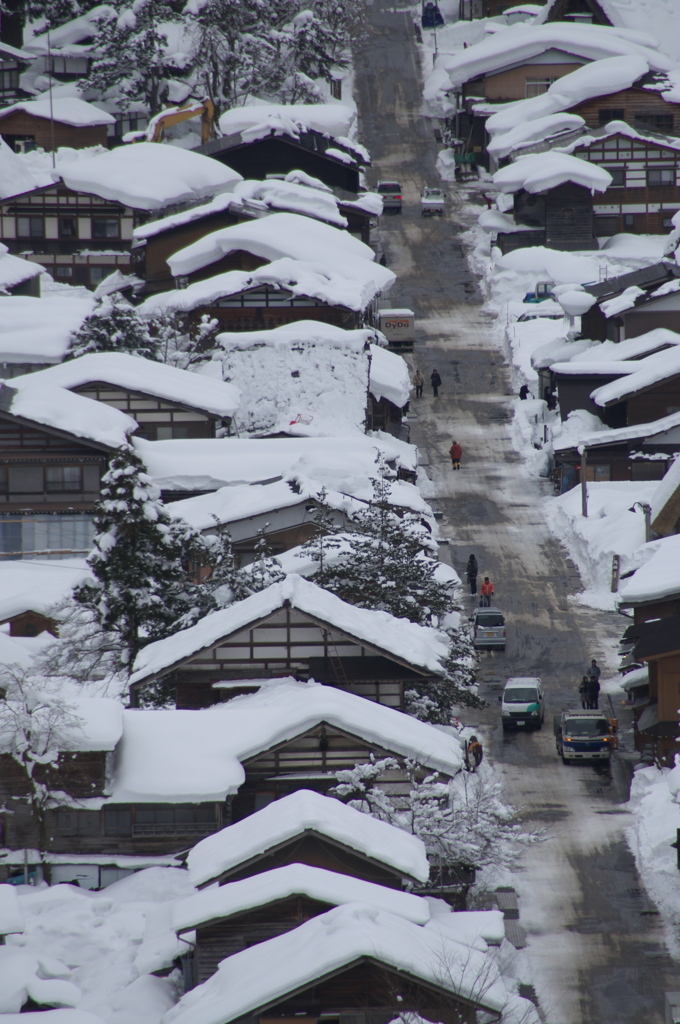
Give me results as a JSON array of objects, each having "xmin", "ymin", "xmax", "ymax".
[
  {"xmin": 0, "ymin": 559, "xmax": 90, "ymax": 624},
  {"xmin": 187, "ymin": 789, "xmax": 431, "ymax": 887},
  {"xmin": 571, "ymin": 329, "xmax": 680, "ymax": 364},
  {"xmin": 165, "ymin": 478, "xmax": 319, "ymax": 532},
  {"xmin": 555, "ymin": 119, "xmax": 680, "ymax": 158},
  {"xmin": 0, "ymin": 292, "xmax": 94, "ymax": 365},
  {"xmin": 55, "ymin": 143, "xmax": 242, "ymax": 212},
  {"xmin": 129, "ymin": 574, "xmax": 449, "ymax": 687},
  {"xmin": 171, "ymin": 863, "xmax": 431, "ymax": 934},
  {"xmin": 550, "ymin": 360, "xmax": 638, "ymax": 376},
  {"xmin": 0, "ymin": 695, "xmax": 124, "ymax": 755},
  {"xmin": 618, "ymin": 533, "xmax": 680, "ymax": 606},
  {"xmin": 219, "ymin": 103, "xmax": 357, "ymax": 143},
  {"xmin": 165, "ymin": 903, "xmax": 506, "ymax": 1024},
  {"xmin": 0, "ymin": 40, "xmax": 34, "ymax": 60},
  {"xmin": 650, "ymin": 455, "xmax": 680, "ymax": 534},
  {"xmin": 138, "ymin": 256, "xmax": 394, "ymax": 317},
  {"xmin": 11, "ymin": 353, "xmax": 241, "ymax": 419},
  {"xmin": 0, "ymin": 244, "xmax": 43, "ymax": 290},
  {"xmin": 369, "ymin": 344, "xmax": 411, "ymax": 407},
  {"xmin": 535, "ymin": 0, "xmax": 680, "ymax": 63},
  {"xmin": 167, "ymin": 211, "xmax": 378, "ymax": 278},
  {"xmin": 442, "ymin": 23, "xmax": 672, "ymax": 92},
  {"xmin": 493, "ymin": 151, "xmax": 611, "ymax": 193},
  {"xmin": 487, "ymin": 112, "xmax": 585, "ymax": 159},
  {"xmin": 0, "ymin": 97, "xmax": 115, "ymax": 127},
  {"xmin": 109, "ymin": 679, "xmax": 463, "ymax": 805},
  {"xmin": 591, "ymin": 345, "xmax": 680, "ymax": 406},
  {"xmin": 0, "ymin": 381, "xmax": 137, "ymax": 450},
  {"xmin": 553, "ymin": 409, "xmax": 680, "ymax": 453}
]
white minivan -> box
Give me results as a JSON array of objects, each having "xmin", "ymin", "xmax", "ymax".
[{"xmin": 501, "ymin": 677, "xmax": 545, "ymax": 731}]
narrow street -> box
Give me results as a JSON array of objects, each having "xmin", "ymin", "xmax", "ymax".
[{"xmin": 354, "ymin": 6, "xmax": 677, "ymax": 1022}]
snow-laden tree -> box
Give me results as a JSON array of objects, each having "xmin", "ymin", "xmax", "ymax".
[
  {"xmin": 153, "ymin": 311, "xmax": 220, "ymax": 368},
  {"xmin": 73, "ymin": 445, "xmax": 216, "ymax": 670},
  {"xmin": 23, "ymin": 0, "xmax": 97, "ymax": 29},
  {"xmin": 67, "ymin": 298, "xmax": 159, "ymax": 360},
  {"xmin": 406, "ymin": 626, "xmax": 485, "ymax": 718},
  {"xmin": 0, "ymin": 666, "xmax": 84, "ymax": 869}
]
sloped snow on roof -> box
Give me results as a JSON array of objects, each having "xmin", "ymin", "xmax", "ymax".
[
  {"xmin": 618, "ymin": 533, "xmax": 680, "ymax": 605},
  {"xmin": 0, "ymin": 559, "xmax": 90, "ymax": 623},
  {"xmin": 0, "ymin": 695, "xmax": 123, "ymax": 754},
  {"xmin": 536, "ymin": 0, "xmax": 680, "ymax": 64},
  {"xmin": 556, "ymin": 119, "xmax": 680, "ymax": 158},
  {"xmin": 493, "ymin": 246, "xmax": 600, "ymax": 284},
  {"xmin": 551, "ymin": 360, "xmax": 638, "ymax": 376},
  {"xmin": 165, "ymin": 479, "xmax": 312, "ymax": 531},
  {"xmin": 651, "ymin": 454, "xmax": 680, "ymax": 524},
  {"xmin": 442, "ymin": 23, "xmax": 669, "ymax": 92},
  {"xmin": 167, "ymin": 212, "xmax": 376, "ymax": 277},
  {"xmin": 27, "ymin": 5, "xmax": 114, "ymax": 51},
  {"xmin": 553, "ymin": 410, "xmax": 680, "ymax": 453},
  {"xmin": 0, "ymin": 244, "xmax": 43, "ymax": 290},
  {"xmin": 600, "ymin": 286, "xmax": 647, "ymax": 318},
  {"xmin": 484, "ymin": 54, "xmax": 651, "ymax": 137},
  {"xmin": 576, "ymin": 329, "xmax": 680, "ymax": 363},
  {"xmin": 0, "ymin": 291, "xmax": 94, "ymax": 365},
  {"xmin": 487, "ymin": 112, "xmax": 585, "ymax": 159},
  {"xmin": 55, "ymin": 143, "xmax": 242, "ymax": 212},
  {"xmin": 130, "ymin": 574, "xmax": 448, "ymax": 686},
  {"xmin": 11, "ymin": 353, "xmax": 240, "ymax": 419},
  {"xmin": 591, "ymin": 345, "xmax": 680, "ymax": 406},
  {"xmin": 0, "ymin": 885, "xmax": 24, "ymax": 936},
  {"xmin": 187, "ymin": 789, "xmax": 430, "ymax": 887},
  {"xmin": 0, "ymin": 137, "xmax": 37, "ymax": 201},
  {"xmin": 0, "ymin": 382, "xmax": 137, "ymax": 448},
  {"xmin": 219, "ymin": 103, "xmax": 356, "ymax": 142},
  {"xmin": 165, "ymin": 903, "xmax": 506, "ymax": 1024},
  {"xmin": 171, "ymin": 863, "xmax": 431, "ymax": 934},
  {"xmin": 493, "ymin": 151, "xmax": 611, "ymax": 193},
  {"xmin": 0, "ymin": 98, "xmax": 115, "ymax": 127},
  {"xmin": 139, "ymin": 256, "xmax": 394, "ymax": 316},
  {"xmin": 369, "ymin": 344, "xmax": 411, "ymax": 407}
]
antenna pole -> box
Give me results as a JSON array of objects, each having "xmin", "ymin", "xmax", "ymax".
[{"xmin": 47, "ymin": 28, "xmax": 56, "ymax": 168}]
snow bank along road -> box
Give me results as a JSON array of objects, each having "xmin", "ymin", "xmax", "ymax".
[{"xmin": 354, "ymin": 4, "xmax": 677, "ymax": 1022}]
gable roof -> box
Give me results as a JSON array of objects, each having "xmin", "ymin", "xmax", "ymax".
[
  {"xmin": 584, "ymin": 261, "xmax": 680, "ymax": 300},
  {"xmin": 493, "ymin": 151, "xmax": 611, "ymax": 193},
  {"xmin": 218, "ymin": 103, "xmax": 357, "ymax": 142},
  {"xmin": 618, "ymin": 533, "xmax": 680, "ymax": 606},
  {"xmin": 187, "ymin": 789, "xmax": 430, "ymax": 887},
  {"xmin": 0, "ymin": 97, "xmax": 115, "ymax": 127},
  {"xmin": 164, "ymin": 903, "xmax": 506, "ymax": 1024},
  {"xmin": 590, "ymin": 346, "xmax": 680, "ymax": 406},
  {"xmin": 11, "ymin": 353, "xmax": 240, "ymax": 419},
  {"xmin": 129, "ymin": 575, "xmax": 449, "ymax": 687},
  {"xmin": 554, "ymin": 409, "xmax": 680, "ymax": 454},
  {"xmin": 537, "ymin": 0, "xmax": 680, "ymax": 60},
  {"xmin": 0, "ymin": 381, "xmax": 137, "ymax": 450}
]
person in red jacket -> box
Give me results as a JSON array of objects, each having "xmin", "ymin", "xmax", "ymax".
[
  {"xmin": 449, "ymin": 440, "xmax": 462, "ymax": 470},
  {"xmin": 480, "ymin": 577, "xmax": 495, "ymax": 607}
]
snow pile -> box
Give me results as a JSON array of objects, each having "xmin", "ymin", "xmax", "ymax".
[
  {"xmin": 0, "ymin": 559, "xmax": 90, "ymax": 623},
  {"xmin": 55, "ymin": 143, "xmax": 242, "ymax": 211},
  {"xmin": 130, "ymin": 575, "xmax": 449, "ymax": 685},
  {"xmin": 487, "ymin": 113, "xmax": 585, "ymax": 160},
  {"xmin": 12, "ymin": 353, "xmax": 241, "ymax": 419},
  {"xmin": 0, "ymin": 97, "xmax": 115, "ymax": 127},
  {"xmin": 370, "ymin": 344, "xmax": 411, "ymax": 407},
  {"xmin": 0, "ymin": 291, "xmax": 94, "ymax": 365},
  {"xmin": 555, "ymin": 287, "xmax": 597, "ymax": 317},
  {"xmin": 0, "ymin": 136, "xmax": 39, "ymax": 199},
  {"xmin": 0, "ymin": 946, "xmax": 81, "ymax": 1013},
  {"xmin": 0, "ymin": 245, "xmax": 43, "ymax": 291},
  {"xmin": 187, "ymin": 790, "xmax": 431, "ymax": 887},
  {"xmin": 493, "ymin": 152, "xmax": 611, "ymax": 194},
  {"xmin": 0, "ymin": 885, "xmax": 24, "ymax": 936},
  {"xmin": 218, "ymin": 103, "xmax": 356, "ymax": 142},
  {"xmin": 165, "ymin": 903, "xmax": 506, "ymax": 1024},
  {"xmin": 1, "ymin": 382, "xmax": 137, "ymax": 449},
  {"xmin": 618, "ymin": 533, "xmax": 680, "ymax": 606}
]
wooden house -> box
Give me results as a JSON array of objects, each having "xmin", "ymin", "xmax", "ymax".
[
  {"xmin": 0, "ymin": 98, "xmax": 114, "ymax": 153},
  {"xmin": 589, "ymin": 348, "xmax": 680, "ymax": 427},
  {"xmin": 581, "ymin": 263, "xmax": 680, "ymax": 342},
  {"xmin": 619, "ymin": 615, "xmax": 680, "ymax": 765},
  {"xmin": 128, "ymin": 575, "xmax": 448, "ymax": 710},
  {"xmin": 551, "ymin": 363, "xmax": 630, "ymax": 425},
  {"xmin": 0, "ymin": 41, "xmax": 34, "ymax": 105},
  {"xmin": 650, "ymin": 456, "xmax": 680, "ymax": 537},
  {"xmin": 0, "ymin": 382, "xmax": 135, "ymax": 559},
  {"xmin": 497, "ymin": 180, "xmax": 598, "ymax": 252},
  {"xmin": 11, "ymin": 353, "xmax": 241, "ymax": 442}
]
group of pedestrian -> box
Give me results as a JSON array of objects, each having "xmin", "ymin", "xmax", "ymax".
[
  {"xmin": 578, "ymin": 659, "xmax": 601, "ymax": 709},
  {"xmin": 412, "ymin": 368, "xmax": 442, "ymax": 398},
  {"xmin": 465, "ymin": 554, "xmax": 495, "ymax": 606}
]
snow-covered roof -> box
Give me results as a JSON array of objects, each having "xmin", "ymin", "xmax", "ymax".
[
  {"xmin": 591, "ymin": 346, "xmax": 680, "ymax": 406},
  {"xmin": 0, "ymin": 885, "xmax": 24, "ymax": 936},
  {"xmin": 619, "ymin": 533, "xmax": 680, "ymax": 605},
  {"xmin": 0, "ymin": 292, "xmax": 94, "ymax": 365},
  {"xmin": 0, "ymin": 382, "xmax": 137, "ymax": 449},
  {"xmin": 219, "ymin": 103, "xmax": 357, "ymax": 142},
  {"xmin": 108, "ymin": 678, "xmax": 462, "ymax": 804},
  {"xmin": 11, "ymin": 353, "xmax": 240, "ymax": 419},
  {"xmin": 0, "ymin": 244, "xmax": 43, "ymax": 291},
  {"xmin": 535, "ymin": 0, "xmax": 680, "ymax": 62},
  {"xmin": 573, "ymin": 330, "xmax": 680, "ymax": 364},
  {"xmin": 651, "ymin": 455, "xmax": 680, "ymax": 530},
  {"xmin": 493, "ymin": 151, "xmax": 611, "ymax": 193},
  {"xmin": 164, "ymin": 479, "xmax": 323, "ymax": 531},
  {"xmin": 487, "ymin": 112, "xmax": 585, "ymax": 159},
  {"xmin": 600, "ymin": 286, "xmax": 646, "ymax": 318},
  {"xmin": 0, "ymin": 559, "xmax": 90, "ymax": 623},
  {"xmin": 0, "ymin": 98, "xmax": 115, "ymax": 128},
  {"xmin": 555, "ymin": 119, "xmax": 680, "ymax": 158},
  {"xmin": 0, "ymin": 695, "xmax": 124, "ymax": 755},
  {"xmin": 553, "ymin": 410, "xmax": 680, "ymax": 453},
  {"xmin": 369, "ymin": 344, "xmax": 411, "ymax": 407},
  {"xmin": 484, "ymin": 54, "xmax": 652, "ymax": 137},
  {"xmin": 130, "ymin": 575, "xmax": 448, "ymax": 686},
  {"xmin": 139, "ymin": 256, "xmax": 394, "ymax": 317},
  {"xmin": 55, "ymin": 143, "xmax": 242, "ymax": 212},
  {"xmin": 171, "ymin": 863, "xmax": 431, "ymax": 934},
  {"xmin": 164, "ymin": 904, "xmax": 506, "ymax": 1024},
  {"xmin": 27, "ymin": 5, "xmax": 113, "ymax": 51},
  {"xmin": 167, "ymin": 212, "xmax": 377, "ymax": 278},
  {"xmin": 442, "ymin": 23, "xmax": 671, "ymax": 92},
  {"xmin": 551, "ymin": 360, "xmax": 638, "ymax": 376},
  {"xmin": 187, "ymin": 789, "xmax": 430, "ymax": 887}
]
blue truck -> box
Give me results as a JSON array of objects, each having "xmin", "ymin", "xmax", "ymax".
[{"xmin": 554, "ymin": 709, "xmax": 617, "ymax": 764}]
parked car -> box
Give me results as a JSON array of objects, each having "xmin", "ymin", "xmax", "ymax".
[
  {"xmin": 421, "ymin": 186, "xmax": 445, "ymax": 216},
  {"xmin": 421, "ymin": 1, "xmax": 444, "ymax": 27},
  {"xmin": 377, "ymin": 181, "xmax": 403, "ymax": 212},
  {"xmin": 501, "ymin": 677, "xmax": 544, "ymax": 731},
  {"xmin": 470, "ymin": 606, "xmax": 506, "ymax": 651}
]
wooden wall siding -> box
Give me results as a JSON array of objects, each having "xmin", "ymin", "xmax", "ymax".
[
  {"xmin": 0, "ymin": 111, "xmax": 108, "ymax": 151},
  {"xmin": 233, "ymin": 522, "xmax": 318, "ymax": 562},
  {"xmin": 475, "ymin": 60, "xmax": 583, "ymax": 102},
  {"xmin": 623, "ymin": 307, "xmax": 680, "ymax": 339},
  {"xmin": 72, "ymin": 384, "xmax": 218, "ymax": 439},
  {"xmin": 207, "ymin": 137, "xmax": 361, "ymax": 192},
  {"xmin": 258, "ymin": 960, "xmax": 479, "ymax": 1024},
  {"xmin": 570, "ymin": 88, "xmax": 680, "ymax": 136},
  {"xmin": 188, "ymin": 297, "xmax": 360, "ymax": 332},
  {"xmin": 7, "ymin": 610, "xmax": 58, "ymax": 637},
  {"xmin": 553, "ymin": 375, "xmax": 626, "ymax": 425},
  {"xmin": 141, "ymin": 211, "xmax": 244, "ymax": 291},
  {"xmin": 626, "ymin": 378, "xmax": 680, "ymax": 425},
  {"xmin": 193, "ymin": 896, "xmax": 332, "ymax": 985},
  {"xmin": 544, "ymin": 182, "xmax": 596, "ymax": 250},
  {"xmin": 633, "ymin": 598, "xmax": 680, "ymax": 625},
  {"xmin": 208, "ymin": 833, "xmax": 410, "ymax": 888}
]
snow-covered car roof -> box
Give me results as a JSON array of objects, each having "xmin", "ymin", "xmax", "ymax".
[{"xmin": 0, "ymin": 381, "xmax": 137, "ymax": 449}]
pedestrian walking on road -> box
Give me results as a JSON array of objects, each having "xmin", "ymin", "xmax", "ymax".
[
  {"xmin": 579, "ymin": 676, "xmax": 589, "ymax": 709},
  {"xmin": 449, "ymin": 440, "xmax": 462, "ymax": 470},
  {"xmin": 586, "ymin": 659, "xmax": 601, "ymax": 709},
  {"xmin": 414, "ymin": 368, "xmax": 424, "ymax": 398},
  {"xmin": 480, "ymin": 576, "xmax": 495, "ymax": 607},
  {"xmin": 430, "ymin": 368, "xmax": 441, "ymax": 398},
  {"xmin": 466, "ymin": 553, "xmax": 478, "ymax": 596}
]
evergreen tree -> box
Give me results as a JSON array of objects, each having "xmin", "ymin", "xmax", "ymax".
[
  {"xmin": 67, "ymin": 299, "xmax": 159, "ymax": 360},
  {"xmin": 73, "ymin": 445, "xmax": 215, "ymax": 669},
  {"xmin": 243, "ymin": 528, "xmax": 286, "ymax": 594},
  {"xmin": 406, "ymin": 627, "xmax": 486, "ymax": 719}
]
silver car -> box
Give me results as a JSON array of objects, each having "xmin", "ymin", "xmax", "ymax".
[
  {"xmin": 470, "ymin": 606, "xmax": 506, "ymax": 650},
  {"xmin": 377, "ymin": 180, "xmax": 403, "ymax": 211}
]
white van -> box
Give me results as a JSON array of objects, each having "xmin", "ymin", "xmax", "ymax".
[{"xmin": 501, "ymin": 677, "xmax": 544, "ymax": 731}]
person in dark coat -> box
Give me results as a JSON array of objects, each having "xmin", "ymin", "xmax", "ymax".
[
  {"xmin": 466, "ymin": 553, "xmax": 478, "ymax": 595},
  {"xmin": 586, "ymin": 659, "xmax": 601, "ymax": 709},
  {"xmin": 579, "ymin": 676, "xmax": 589, "ymax": 709},
  {"xmin": 519, "ymin": 384, "xmax": 533, "ymax": 400},
  {"xmin": 430, "ymin": 369, "xmax": 441, "ymax": 397},
  {"xmin": 449, "ymin": 440, "xmax": 462, "ymax": 470}
]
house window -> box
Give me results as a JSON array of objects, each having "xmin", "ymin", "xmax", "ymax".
[
  {"xmin": 55, "ymin": 266, "xmax": 74, "ymax": 280},
  {"xmin": 104, "ymin": 806, "xmax": 132, "ymax": 835},
  {"xmin": 635, "ymin": 113, "xmax": 674, "ymax": 133},
  {"xmin": 59, "ymin": 216, "xmax": 78, "ymax": 239},
  {"xmin": 0, "ymin": 68, "xmax": 19, "ymax": 92},
  {"xmin": 595, "ymin": 215, "xmax": 619, "ymax": 236},
  {"xmin": 91, "ymin": 217, "xmax": 120, "ymax": 239},
  {"xmin": 593, "ymin": 465, "xmax": 611, "ymax": 481},
  {"xmin": 598, "ymin": 109, "xmax": 624, "ymax": 124},
  {"xmin": 55, "ymin": 810, "xmax": 100, "ymax": 836},
  {"xmin": 603, "ymin": 167, "xmax": 625, "ymax": 187},
  {"xmin": 647, "ymin": 167, "xmax": 675, "ymax": 186},
  {"xmin": 45, "ymin": 466, "xmax": 82, "ymax": 492},
  {"xmin": 663, "ymin": 216, "xmax": 676, "ymax": 229},
  {"xmin": 17, "ymin": 216, "xmax": 44, "ymax": 239},
  {"xmin": 132, "ymin": 804, "xmax": 217, "ymax": 836},
  {"xmin": 89, "ymin": 267, "xmax": 110, "ymax": 286},
  {"xmin": 623, "ymin": 213, "xmax": 636, "ymax": 230},
  {"xmin": 525, "ymin": 77, "xmax": 556, "ymax": 98}
]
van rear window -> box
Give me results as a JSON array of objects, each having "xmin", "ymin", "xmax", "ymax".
[
  {"xmin": 505, "ymin": 688, "xmax": 538, "ymax": 703},
  {"xmin": 477, "ymin": 613, "xmax": 503, "ymax": 627}
]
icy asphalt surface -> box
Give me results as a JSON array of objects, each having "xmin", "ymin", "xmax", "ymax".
[{"xmin": 354, "ymin": 6, "xmax": 677, "ymax": 1022}]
